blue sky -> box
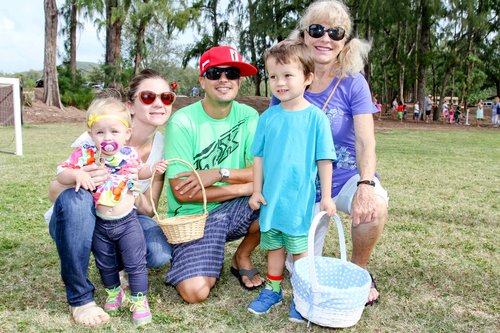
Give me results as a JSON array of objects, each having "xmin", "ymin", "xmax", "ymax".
[{"xmin": 0, "ymin": 0, "xmax": 104, "ymax": 74}]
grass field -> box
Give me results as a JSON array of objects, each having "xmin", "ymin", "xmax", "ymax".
[{"xmin": 0, "ymin": 123, "xmax": 498, "ymax": 332}]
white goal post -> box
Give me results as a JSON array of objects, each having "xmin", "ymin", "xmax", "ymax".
[{"xmin": 0, "ymin": 77, "xmax": 22, "ymax": 156}]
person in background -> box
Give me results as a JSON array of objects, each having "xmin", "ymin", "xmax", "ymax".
[
  {"xmin": 377, "ymin": 101, "xmax": 383, "ymax": 121},
  {"xmin": 425, "ymin": 95, "xmax": 432, "ymax": 123},
  {"xmin": 493, "ymin": 96, "xmax": 500, "ymax": 127},
  {"xmin": 431, "ymin": 102, "xmax": 438, "ymax": 122},
  {"xmin": 47, "ymin": 69, "xmax": 174, "ymax": 327},
  {"xmin": 283, "ymin": 0, "xmax": 389, "ymax": 306},
  {"xmin": 170, "ymin": 81, "xmax": 178, "ymax": 94},
  {"xmin": 454, "ymin": 104, "xmax": 462, "ymax": 125},
  {"xmin": 373, "ymin": 94, "xmax": 382, "ymax": 121},
  {"xmin": 476, "ymin": 100, "xmax": 484, "ymax": 127},
  {"xmin": 397, "ymin": 101, "xmax": 404, "ymax": 122},
  {"xmin": 391, "ymin": 96, "xmax": 398, "ymax": 120},
  {"xmin": 441, "ymin": 101, "xmax": 449, "ymax": 124},
  {"xmin": 191, "ymin": 86, "xmax": 199, "ymax": 96},
  {"xmin": 413, "ymin": 101, "xmax": 420, "ymax": 123},
  {"xmin": 448, "ymin": 105, "xmax": 455, "ymax": 124}
]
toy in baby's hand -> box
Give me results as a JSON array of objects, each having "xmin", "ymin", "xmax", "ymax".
[{"xmin": 100, "ymin": 141, "xmax": 119, "ymax": 152}]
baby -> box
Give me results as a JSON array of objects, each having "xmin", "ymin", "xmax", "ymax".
[{"xmin": 56, "ymin": 97, "xmax": 167, "ymax": 326}]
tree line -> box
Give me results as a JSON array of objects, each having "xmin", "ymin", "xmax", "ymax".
[{"xmin": 43, "ymin": 0, "xmax": 499, "ymax": 115}]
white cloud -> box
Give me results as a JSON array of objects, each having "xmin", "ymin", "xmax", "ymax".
[
  {"xmin": 0, "ymin": 15, "xmax": 15, "ymax": 31},
  {"xmin": 75, "ymin": 24, "xmax": 106, "ymax": 64}
]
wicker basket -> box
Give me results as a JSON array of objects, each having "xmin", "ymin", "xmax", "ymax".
[
  {"xmin": 149, "ymin": 158, "xmax": 208, "ymax": 244},
  {"xmin": 291, "ymin": 212, "xmax": 371, "ymax": 328}
]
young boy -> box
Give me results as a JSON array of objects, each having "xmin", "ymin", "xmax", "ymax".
[{"xmin": 247, "ymin": 40, "xmax": 337, "ymax": 322}]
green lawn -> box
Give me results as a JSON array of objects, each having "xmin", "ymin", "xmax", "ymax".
[{"xmin": 0, "ymin": 123, "xmax": 498, "ymax": 332}]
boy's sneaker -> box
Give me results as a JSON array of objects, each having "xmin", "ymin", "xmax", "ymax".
[
  {"xmin": 248, "ymin": 288, "xmax": 283, "ymax": 315},
  {"xmin": 288, "ymin": 296, "xmax": 305, "ymax": 323},
  {"xmin": 104, "ymin": 286, "xmax": 125, "ymax": 312},
  {"xmin": 129, "ymin": 293, "xmax": 152, "ymax": 326}
]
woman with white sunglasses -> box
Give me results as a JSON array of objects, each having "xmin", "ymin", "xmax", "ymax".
[{"xmin": 277, "ymin": 0, "xmax": 389, "ymax": 310}]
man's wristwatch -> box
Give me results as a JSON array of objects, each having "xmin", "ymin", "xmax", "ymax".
[
  {"xmin": 357, "ymin": 179, "xmax": 376, "ymax": 187},
  {"xmin": 219, "ymin": 168, "xmax": 230, "ymax": 181}
]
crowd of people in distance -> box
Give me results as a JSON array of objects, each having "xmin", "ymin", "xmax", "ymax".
[{"xmin": 373, "ymin": 95, "xmax": 500, "ymax": 128}]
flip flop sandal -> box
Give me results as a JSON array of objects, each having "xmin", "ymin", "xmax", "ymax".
[
  {"xmin": 230, "ymin": 267, "xmax": 264, "ymax": 291},
  {"xmin": 365, "ymin": 272, "xmax": 380, "ymax": 306}
]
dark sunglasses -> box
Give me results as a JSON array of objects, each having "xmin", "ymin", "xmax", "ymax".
[
  {"xmin": 203, "ymin": 67, "xmax": 241, "ymax": 80},
  {"xmin": 307, "ymin": 24, "xmax": 345, "ymax": 41},
  {"xmin": 137, "ymin": 91, "xmax": 176, "ymax": 106}
]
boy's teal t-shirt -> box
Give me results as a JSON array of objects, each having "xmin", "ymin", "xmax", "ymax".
[{"xmin": 252, "ymin": 104, "xmax": 336, "ymax": 236}]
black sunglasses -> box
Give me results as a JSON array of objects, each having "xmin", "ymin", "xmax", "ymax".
[
  {"xmin": 307, "ymin": 24, "xmax": 345, "ymax": 41},
  {"xmin": 203, "ymin": 67, "xmax": 241, "ymax": 80}
]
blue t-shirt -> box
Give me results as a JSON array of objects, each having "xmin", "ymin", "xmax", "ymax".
[
  {"xmin": 271, "ymin": 73, "xmax": 377, "ymax": 200},
  {"xmin": 252, "ymin": 104, "xmax": 336, "ymax": 236}
]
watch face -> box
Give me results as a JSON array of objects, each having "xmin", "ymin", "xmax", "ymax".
[{"xmin": 221, "ymin": 168, "xmax": 230, "ymax": 178}]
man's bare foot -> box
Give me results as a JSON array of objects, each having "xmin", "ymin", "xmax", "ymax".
[
  {"xmin": 365, "ymin": 273, "xmax": 380, "ymax": 306},
  {"xmin": 231, "ymin": 255, "xmax": 265, "ymax": 289},
  {"xmin": 367, "ymin": 287, "xmax": 379, "ymax": 303},
  {"xmin": 70, "ymin": 301, "xmax": 110, "ymax": 326}
]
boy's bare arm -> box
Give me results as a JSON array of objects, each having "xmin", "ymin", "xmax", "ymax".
[{"xmin": 318, "ymin": 159, "xmax": 336, "ymax": 216}]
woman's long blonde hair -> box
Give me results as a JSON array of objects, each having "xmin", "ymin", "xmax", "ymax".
[{"xmin": 291, "ymin": 0, "xmax": 371, "ymax": 77}]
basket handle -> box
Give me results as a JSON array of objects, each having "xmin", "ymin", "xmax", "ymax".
[
  {"xmin": 148, "ymin": 158, "xmax": 208, "ymax": 221},
  {"xmin": 307, "ymin": 212, "xmax": 346, "ymax": 291}
]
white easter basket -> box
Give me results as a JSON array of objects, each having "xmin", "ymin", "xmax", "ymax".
[{"xmin": 291, "ymin": 212, "xmax": 371, "ymax": 328}]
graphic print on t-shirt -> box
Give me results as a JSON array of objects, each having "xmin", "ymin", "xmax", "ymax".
[{"xmin": 193, "ymin": 119, "xmax": 245, "ymax": 170}]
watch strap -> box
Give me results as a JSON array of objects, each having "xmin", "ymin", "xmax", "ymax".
[{"xmin": 357, "ymin": 179, "xmax": 376, "ymax": 187}]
